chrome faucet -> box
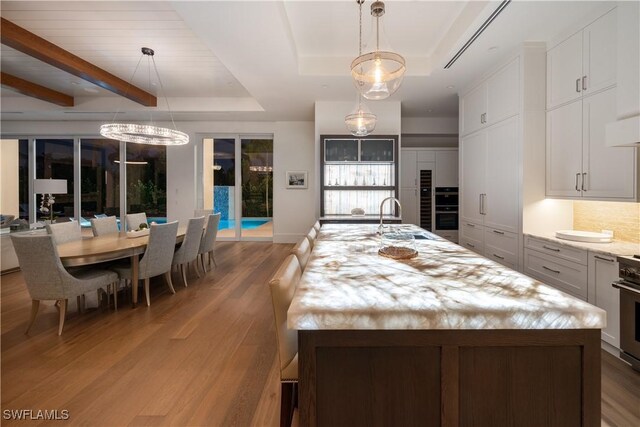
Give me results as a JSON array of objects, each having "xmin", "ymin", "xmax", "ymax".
[{"xmin": 378, "ymin": 197, "xmax": 402, "ymax": 234}]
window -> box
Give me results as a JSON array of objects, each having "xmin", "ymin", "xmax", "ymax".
[
  {"xmin": 80, "ymin": 139, "xmax": 120, "ymax": 219},
  {"xmin": 126, "ymin": 144, "xmax": 167, "ymax": 221},
  {"xmin": 35, "ymin": 139, "xmax": 75, "ymax": 221}
]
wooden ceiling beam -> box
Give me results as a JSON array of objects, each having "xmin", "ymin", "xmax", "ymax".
[
  {"xmin": 0, "ymin": 72, "xmax": 74, "ymax": 107},
  {"xmin": 0, "ymin": 18, "xmax": 157, "ymax": 107}
]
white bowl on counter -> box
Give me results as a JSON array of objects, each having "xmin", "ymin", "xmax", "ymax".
[
  {"xmin": 126, "ymin": 229, "xmax": 150, "ymax": 238},
  {"xmin": 555, "ymin": 230, "xmax": 613, "ymax": 243}
]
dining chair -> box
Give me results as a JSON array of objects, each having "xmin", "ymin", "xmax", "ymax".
[
  {"xmin": 291, "ymin": 236, "xmax": 311, "ymax": 271},
  {"xmin": 125, "ymin": 212, "xmax": 147, "ymax": 231},
  {"xmin": 111, "ymin": 221, "xmax": 179, "ymax": 307},
  {"xmin": 11, "ymin": 234, "xmax": 118, "ymax": 335},
  {"xmin": 46, "ymin": 221, "xmax": 81, "ymax": 245},
  {"xmin": 313, "ymin": 220, "xmax": 321, "ymax": 233},
  {"xmin": 268, "ymin": 254, "xmax": 302, "ymax": 427},
  {"xmin": 306, "ymin": 227, "xmax": 317, "ymax": 249},
  {"xmin": 198, "ymin": 213, "xmax": 221, "ymax": 272},
  {"xmin": 90, "ymin": 216, "xmax": 119, "ymax": 237},
  {"xmin": 194, "ymin": 209, "xmax": 213, "ymax": 217},
  {"xmin": 172, "ymin": 216, "xmax": 206, "ymax": 287}
]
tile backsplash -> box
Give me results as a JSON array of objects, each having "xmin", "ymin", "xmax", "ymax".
[{"xmin": 573, "ymin": 201, "xmax": 640, "ymax": 243}]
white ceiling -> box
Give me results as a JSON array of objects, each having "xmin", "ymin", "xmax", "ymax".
[{"xmin": 0, "ymin": 0, "xmax": 614, "ymax": 122}]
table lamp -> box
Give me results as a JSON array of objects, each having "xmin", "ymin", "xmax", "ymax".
[{"xmin": 33, "ymin": 179, "xmax": 67, "ymax": 222}]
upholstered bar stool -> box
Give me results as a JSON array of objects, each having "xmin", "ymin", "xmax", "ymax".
[
  {"xmin": 313, "ymin": 220, "xmax": 321, "ymax": 234},
  {"xmin": 268, "ymin": 254, "xmax": 302, "ymax": 427},
  {"xmin": 291, "ymin": 237, "xmax": 311, "ymax": 271},
  {"xmin": 306, "ymin": 227, "xmax": 318, "ymax": 249}
]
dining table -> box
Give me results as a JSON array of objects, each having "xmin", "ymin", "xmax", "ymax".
[{"xmin": 56, "ymin": 225, "xmax": 188, "ymax": 307}]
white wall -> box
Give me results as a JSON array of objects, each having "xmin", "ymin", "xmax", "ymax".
[
  {"xmin": 314, "ymin": 101, "xmax": 402, "ymax": 217},
  {"xmin": 0, "ymin": 120, "xmax": 315, "ymax": 243},
  {"xmin": 401, "ymin": 117, "xmax": 459, "ymax": 135},
  {"xmin": 273, "ymin": 121, "xmax": 316, "ymax": 243}
]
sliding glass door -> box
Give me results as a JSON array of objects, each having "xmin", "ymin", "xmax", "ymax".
[{"xmin": 202, "ymin": 135, "xmax": 273, "ymax": 241}]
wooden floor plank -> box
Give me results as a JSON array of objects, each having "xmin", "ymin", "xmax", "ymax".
[{"xmin": 1, "ymin": 241, "xmax": 638, "ymax": 426}]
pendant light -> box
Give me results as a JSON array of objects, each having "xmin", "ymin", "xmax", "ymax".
[
  {"xmin": 100, "ymin": 47, "xmax": 189, "ymax": 146},
  {"xmin": 345, "ymin": 0, "xmax": 377, "ymax": 136},
  {"xmin": 351, "ymin": 1, "xmax": 406, "ymax": 100}
]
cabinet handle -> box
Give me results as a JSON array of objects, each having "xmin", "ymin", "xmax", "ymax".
[
  {"xmin": 414, "ymin": 178, "xmax": 417, "ymax": 186},
  {"xmin": 582, "ymin": 75, "xmax": 587, "ymax": 91},
  {"xmin": 415, "ymin": 189, "xmax": 417, "ymax": 196},
  {"xmin": 492, "ymin": 230, "xmax": 504, "ymax": 235},
  {"xmin": 493, "ymin": 254, "xmax": 505, "ymax": 260},
  {"xmin": 575, "ymin": 173, "xmax": 580, "ymax": 192},
  {"xmin": 594, "ymin": 255, "xmax": 614, "ymax": 263},
  {"xmin": 576, "ymin": 78, "xmax": 581, "ymax": 93},
  {"xmin": 542, "ymin": 245, "xmax": 560, "ymax": 252},
  {"xmin": 481, "ymin": 194, "xmax": 487, "ymax": 215},
  {"xmin": 582, "ymin": 172, "xmax": 587, "ymax": 191},
  {"xmin": 542, "ymin": 265, "xmax": 561, "ymax": 274},
  {"xmin": 479, "ymin": 194, "xmax": 483, "ymax": 215},
  {"xmin": 466, "ymin": 242, "xmax": 475, "ymax": 248},
  {"xmin": 466, "ymin": 223, "xmax": 475, "ymax": 228}
]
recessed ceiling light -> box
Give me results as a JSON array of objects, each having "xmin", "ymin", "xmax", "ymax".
[
  {"xmin": 321, "ymin": 84, "xmax": 328, "ymax": 89},
  {"xmin": 447, "ymin": 85, "xmax": 455, "ymax": 89},
  {"xmin": 427, "ymin": 109, "xmax": 433, "ymax": 113},
  {"xmin": 71, "ymin": 81, "xmax": 81, "ymax": 86},
  {"xmin": 488, "ymin": 46, "xmax": 499, "ymax": 52},
  {"xmin": 84, "ymin": 87, "xmax": 99, "ymax": 93}
]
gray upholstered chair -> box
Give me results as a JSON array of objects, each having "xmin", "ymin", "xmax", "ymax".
[
  {"xmin": 313, "ymin": 220, "xmax": 321, "ymax": 234},
  {"xmin": 125, "ymin": 212, "xmax": 147, "ymax": 232},
  {"xmin": 268, "ymin": 254, "xmax": 302, "ymax": 427},
  {"xmin": 291, "ymin": 236, "xmax": 311, "ymax": 271},
  {"xmin": 46, "ymin": 221, "xmax": 81, "ymax": 245},
  {"xmin": 11, "ymin": 234, "xmax": 118, "ymax": 335},
  {"xmin": 172, "ymin": 216, "xmax": 206, "ymax": 287},
  {"xmin": 111, "ymin": 221, "xmax": 179, "ymax": 307},
  {"xmin": 306, "ymin": 227, "xmax": 318, "ymax": 249},
  {"xmin": 198, "ymin": 213, "xmax": 221, "ymax": 272},
  {"xmin": 90, "ymin": 216, "xmax": 119, "ymax": 237}
]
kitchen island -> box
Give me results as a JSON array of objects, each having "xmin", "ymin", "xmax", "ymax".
[{"xmin": 288, "ymin": 224, "xmax": 605, "ymax": 426}]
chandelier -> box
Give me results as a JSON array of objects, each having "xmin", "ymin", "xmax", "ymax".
[
  {"xmin": 345, "ymin": 0, "xmax": 377, "ymax": 136},
  {"xmin": 100, "ymin": 47, "xmax": 188, "ymax": 146},
  {"xmin": 350, "ymin": 1, "xmax": 406, "ymax": 100}
]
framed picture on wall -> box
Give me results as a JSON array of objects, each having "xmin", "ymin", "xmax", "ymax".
[{"xmin": 286, "ymin": 171, "xmax": 308, "ymax": 189}]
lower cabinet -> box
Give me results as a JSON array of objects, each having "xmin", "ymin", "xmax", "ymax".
[
  {"xmin": 588, "ymin": 253, "xmax": 620, "ymax": 348},
  {"xmin": 460, "ymin": 221, "xmax": 518, "ymax": 270},
  {"xmin": 524, "ymin": 235, "xmax": 621, "ymax": 349},
  {"xmin": 434, "ymin": 230, "xmax": 458, "ymax": 244}
]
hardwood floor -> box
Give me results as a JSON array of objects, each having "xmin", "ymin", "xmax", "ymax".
[{"xmin": 1, "ymin": 241, "xmax": 639, "ymax": 426}]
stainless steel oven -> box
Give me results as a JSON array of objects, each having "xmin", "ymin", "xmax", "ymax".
[
  {"xmin": 435, "ymin": 208, "xmax": 458, "ymax": 231},
  {"xmin": 613, "ymin": 255, "xmax": 640, "ymax": 371},
  {"xmin": 435, "ymin": 187, "xmax": 458, "ymax": 207}
]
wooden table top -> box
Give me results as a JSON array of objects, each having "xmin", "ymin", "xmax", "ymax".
[{"xmin": 57, "ymin": 225, "xmax": 188, "ymax": 267}]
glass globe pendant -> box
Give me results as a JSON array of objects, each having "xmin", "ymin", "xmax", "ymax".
[
  {"xmin": 351, "ymin": 1, "xmax": 405, "ymax": 100},
  {"xmin": 345, "ymin": 95, "xmax": 376, "ymax": 136}
]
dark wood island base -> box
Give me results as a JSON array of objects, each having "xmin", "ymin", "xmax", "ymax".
[{"xmin": 299, "ymin": 329, "xmax": 601, "ymax": 427}]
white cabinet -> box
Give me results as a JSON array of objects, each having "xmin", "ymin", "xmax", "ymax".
[
  {"xmin": 460, "ymin": 58, "xmax": 519, "ymax": 137},
  {"xmin": 401, "ymin": 150, "xmax": 417, "ymax": 188},
  {"xmin": 582, "ymin": 89, "xmax": 636, "ymax": 199},
  {"xmin": 400, "ymin": 188, "xmax": 418, "ymax": 226},
  {"xmin": 583, "ymin": 9, "xmax": 617, "ymax": 95},
  {"xmin": 547, "ymin": 87, "xmax": 637, "ymax": 200},
  {"xmin": 460, "ymin": 117, "xmax": 519, "ymax": 232},
  {"xmin": 547, "ymin": 8, "xmax": 616, "ymax": 110},
  {"xmin": 588, "ymin": 252, "xmax": 620, "ymax": 348},
  {"xmin": 546, "ymin": 101, "xmax": 584, "ymax": 197},
  {"xmin": 460, "ymin": 132, "xmax": 486, "ymax": 226},
  {"xmin": 435, "ymin": 151, "xmax": 458, "ymax": 188}
]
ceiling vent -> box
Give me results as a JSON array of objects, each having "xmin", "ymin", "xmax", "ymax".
[{"xmin": 444, "ymin": 0, "xmax": 511, "ymax": 69}]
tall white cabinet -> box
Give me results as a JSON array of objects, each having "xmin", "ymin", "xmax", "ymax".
[
  {"xmin": 459, "ymin": 46, "xmax": 546, "ymax": 272},
  {"xmin": 546, "ymin": 7, "xmax": 639, "ymax": 201}
]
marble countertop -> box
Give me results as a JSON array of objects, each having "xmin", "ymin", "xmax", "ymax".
[
  {"xmin": 288, "ymin": 224, "xmax": 605, "ymax": 331},
  {"xmin": 525, "ymin": 232, "xmax": 639, "ymax": 257}
]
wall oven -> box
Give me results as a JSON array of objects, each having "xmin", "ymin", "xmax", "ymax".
[
  {"xmin": 613, "ymin": 255, "xmax": 640, "ymax": 371},
  {"xmin": 434, "ymin": 187, "xmax": 458, "ymax": 231}
]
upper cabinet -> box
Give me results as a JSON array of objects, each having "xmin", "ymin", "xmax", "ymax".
[
  {"xmin": 546, "ymin": 7, "xmax": 639, "ymax": 201},
  {"xmin": 460, "ymin": 59, "xmax": 519, "ymax": 137},
  {"xmin": 547, "ymin": 8, "xmax": 616, "ymax": 110}
]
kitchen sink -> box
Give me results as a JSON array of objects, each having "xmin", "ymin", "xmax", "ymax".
[{"xmin": 555, "ymin": 230, "xmax": 613, "ymax": 243}]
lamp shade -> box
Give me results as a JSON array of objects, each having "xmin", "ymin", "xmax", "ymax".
[{"xmin": 33, "ymin": 179, "xmax": 67, "ymax": 194}]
